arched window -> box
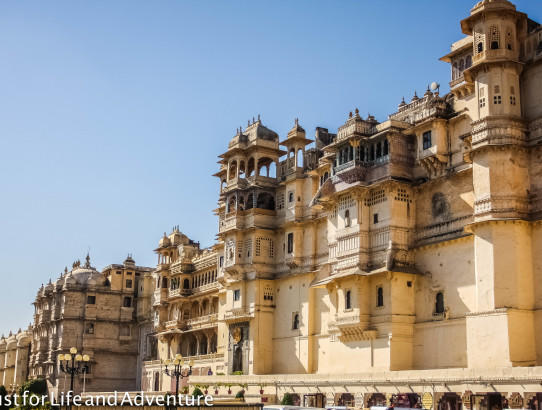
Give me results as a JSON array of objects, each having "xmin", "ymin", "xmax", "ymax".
[
  {"xmin": 247, "ymin": 158, "xmax": 255, "ymax": 177},
  {"xmin": 123, "ymin": 297, "xmax": 132, "ymax": 308},
  {"xmin": 183, "ymin": 279, "xmax": 190, "ymax": 290},
  {"xmin": 459, "ymin": 59, "xmax": 465, "ymax": 73},
  {"xmin": 268, "ymin": 162, "xmax": 277, "ymax": 178},
  {"xmin": 344, "ymin": 209, "xmax": 351, "ymax": 227},
  {"xmin": 452, "ymin": 62, "xmax": 459, "ymax": 80},
  {"xmin": 435, "ymin": 292, "xmax": 445, "ymax": 314},
  {"xmin": 505, "ymin": 27, "xmax": 513, "ymax": 50},
  {"xmin": 490, "ymin": 25, "xmax": 500, "ymax": 50},
  {"xmin": 466, "ymin": 55, "xmax": 472, "ymax": 68},
  {"xmin": 292, "ymin": 313, "xmax": 299, "ymax": 330},
  {"xmin": 377, "ymin": 287, "xmax": 384, "ymax": 307},
  {"xmin": 475, "ymin": 29, "xmax": 485, "ymax": 55},
  {"xmin": 85, "ymin": 323, "xmax": 94, "ymax": 334},
  {"xmin": 288, "ymin": 192, "xmax": 294, "ymax": 203},
  {"xmin": 345, "ymin": 290, "xmax": 351, "ymax": 310},
  {"xmin": 228, "ymin": 161, "xmax": 238, "ymax": 180},
  {"xmin": 297, "ymin": 149, "xmax": 304, "ymax": 168},
  {"xmin": 162, "ymin": 277, "xmax": 168, "ymax": 288}
]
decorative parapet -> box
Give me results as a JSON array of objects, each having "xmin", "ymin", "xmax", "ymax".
[
  {"xmin": 415, "ymin": 215, "xmax": 473, "ymax": 245},
  {"xmin": 223, "ymin": 307, "xmax": 253, "ymax": 324},
  {"xmin": 328, "ymin": 315, "xmax": 374, "ymax": 343},
  {"xmin": 474, "ymin": 195, "xmax": 531, "ymax": 219},
  {"xmin": 470, "ymin": 116, "xmax": 527, "ymax": 149}
]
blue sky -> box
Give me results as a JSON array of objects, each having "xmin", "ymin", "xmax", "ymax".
[{"xmin": 0, "ymin": 0, "xmax": 540, "ymax": 336}]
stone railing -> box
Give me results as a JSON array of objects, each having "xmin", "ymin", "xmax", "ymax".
[
  {"xmin": 143, "ymin": 352, "xmax": 225, "ymax": 368},
  {"xmin": 416, "ymin": 215, "xmax": 472, "ymax": 244},
  {"xmin": 191, "ymin": 281, "xmax": 220, "ymax": 294},
  {"xmin": 186, "ymin": 313, "xmax": 218, "ymax": 327},
  {"xmin": 473, "ymin": 48, "xmax": 515, "ymax": 65},
  {"xmin": 337, "ymin": 118, "xmax": 376, "ymax": 141},
  {"xmin": 223, "ymin": 307, "xmax": 253, "ymax": 322},
  {"xmin": 168, "ymin": 288, "xmax": 190, "ymax": 298}
]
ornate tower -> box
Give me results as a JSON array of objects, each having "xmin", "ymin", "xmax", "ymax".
[
  {"xmin": 214, "ymin": 117, "xmax": 285, "ymax": 374},
  {"xmin": 461, "ymin": 0, "xmax": 536, "ymax": 367}
]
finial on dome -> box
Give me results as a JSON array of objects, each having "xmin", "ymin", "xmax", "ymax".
[
  {"xmin": 258, "ymin": 114, "xmax": 260, "ymax": 122},
  {"xmin": 252, "ymin": 116, "xmax": 255, "ymax": 124},
  {"xmin": 64, "ymin": 267, "xmax": 68, "ymax": 274},
  {"xmin": 17, "ymin": 328, "xmax": 21, "ymax": 333},
  {"xmin": 355, "ymin": 108, "xmax": 360, "ymax": 118},
  {"xmin": 349, "ymin": 111, "xmax": 353, "ymax": 119},
  {"xmin": 84, "ymin": 252, "xmax": 91, "ymax": 268},
  {"xmin": 9, "ymin": 331, "xmax": 12, "ymax": 337},
  {"xmin": 247, "ymin": 119, "xmax": 250, "ymax": 126}
]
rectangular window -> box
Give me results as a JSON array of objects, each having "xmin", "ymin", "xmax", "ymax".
[
  {"xmin": 116, "ymin": 270, "xmax": 121, "ymax": 275},
  {"xmin": 126, "ymin": 279, "xmax": 133, "ymax": 288},
  {"xmin": 479, "ymin": 98, "xmax": 486, "ymax": 108},
  {"xmin": 234, "ymin": 289, "xmax": 240, "ymax": 301},
  {"xmin": 510, "ymin": 96, "xmax": 516, "ymax": 105},
  {"xmin": 87, "ymin": 296, "xmax": 96, "ymax": 305},
  {"xmin": 287, "ymin": 233, "xmax": 294, "ymax": 254},
  {"xmin": 219, "ymin": 256, "xmax": 224, "ymax": 267},
  {"xmin": 494, "ymin": 95, "xmax": 501, "ymax": 104},
  {"xmin": 373, "ymin": 213, "xmax": 379, "ymax": 224},
  {"xmin": 292, "ymin": 312, "xmax": 299, "ymax": 330},
  {"xmin": 127, "ymin": 271, "xmax": 133, "ymax": 275},
  {"xmin": 422, "ymin": 131, "xmax": 432, "ymax": 150}
]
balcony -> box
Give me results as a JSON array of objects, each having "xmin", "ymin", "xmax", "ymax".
[
  {"xmin": 143, "ymin": 352, "xmax": 225, "ymax": 368},
  {"xmin": 223, "ymin": 307, "xmax": 254, "ymax": 324},
  {"xmin": 472, "ymin": 48, "xmax": 516, "ymax": 65},
  {"xmin": 153, "ymin": 288, "xmax": 168, "ymax": 306},
  {"xmin": 191, "ymin": 281, "xmax": 220, "ymax": 295},
  {"xmin": 168, "ymin": 288, "xmax": 190, "ymax": 298},
  {"xmin": 328, "ymin": 315, "xmax": 374, "ymax": 343},
  {"xmin": 186, "ymin": 313, "xmax": 218, "ymax": 330},
  {"xmin": 219, "ymin": 208, "xmax": 277, "ymax": 233},
  {"xmin": 165, "ymin": 318, "xmax": 186, "ymax": 329}
]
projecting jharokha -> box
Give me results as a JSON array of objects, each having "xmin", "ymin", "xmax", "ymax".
[{"xmin": 2, "ymin": 0, "xmax": 542, "ymax": 408}]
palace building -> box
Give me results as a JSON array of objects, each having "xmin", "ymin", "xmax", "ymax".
[
  {"xmin": 147, "ymin": 0, "xmax": 542, "ymax": 407},
  {"xmin": 19, "ymin": 0, "xmax": 542, "ymax": 408},
  {"xmin": 28, "ymin": 255, "xmax": 153, "ymax": 396}
]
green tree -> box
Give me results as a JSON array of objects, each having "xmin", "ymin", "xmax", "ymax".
[
  {"xmin": 191, "ymin": 387, "xmax": 204, "ymax": 399},
  {"xmin": 19, "ymin": 379, "xmax": 47, "ymax": 397},
  {"xmin": 0, "ymin": 386, "xmax": 9, "ymax": 410},
  {"xmin": 281, "ymin": 393, "xmax": 294, "ymax": 405},
  {"xmin": 235, "ymin": 390, "xmax": 245, "ymax": 400}
]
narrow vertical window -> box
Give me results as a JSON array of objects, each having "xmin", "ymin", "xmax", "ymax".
[
  {"xmin": 287, "ymin": 233, "xmax": 294, "ymax": 254},
  {"xmin": 377, "ymin": 287, "xmax": 384, "ymax": 307},
  {"xmin": 435, "ymin": 292, "xmax": 445, "ymax": 314},
  {"xmin": 422, "ymin": 131, "xmax": 432, "ymax": 150},
  {"xmin": 345, "ymin": 290, "xmax": 352, "ymax": 310}
]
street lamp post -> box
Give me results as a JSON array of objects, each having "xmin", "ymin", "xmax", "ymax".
[
  {"xmin": 162, "ymin": 354, "xmax": 194, "ymax": 397},
  {"xmin": 58, "ymin": 347, "xmax": 90, "ymax": 400}
]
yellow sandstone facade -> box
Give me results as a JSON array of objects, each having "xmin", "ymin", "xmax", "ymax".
[
  {"xmin": 18, "ymin": 0, "xmax": 542, "ymax": 408},
  {"xmin": 145, "ymin": 0, "xmax": 542, "ymax": 407}
]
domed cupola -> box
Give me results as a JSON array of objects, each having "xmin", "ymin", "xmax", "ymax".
[{"xmin": 159, "ymin": 233, "xmax": 171, "ymax": 248}]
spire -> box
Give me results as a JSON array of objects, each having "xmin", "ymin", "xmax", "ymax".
[
  {"xmin": 354, "ymin": 108, "xmax": 360, "ymax": 118},
  {"xmin": 84, "ymin": 252, "xmax": 91, "ymax": 268}
]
